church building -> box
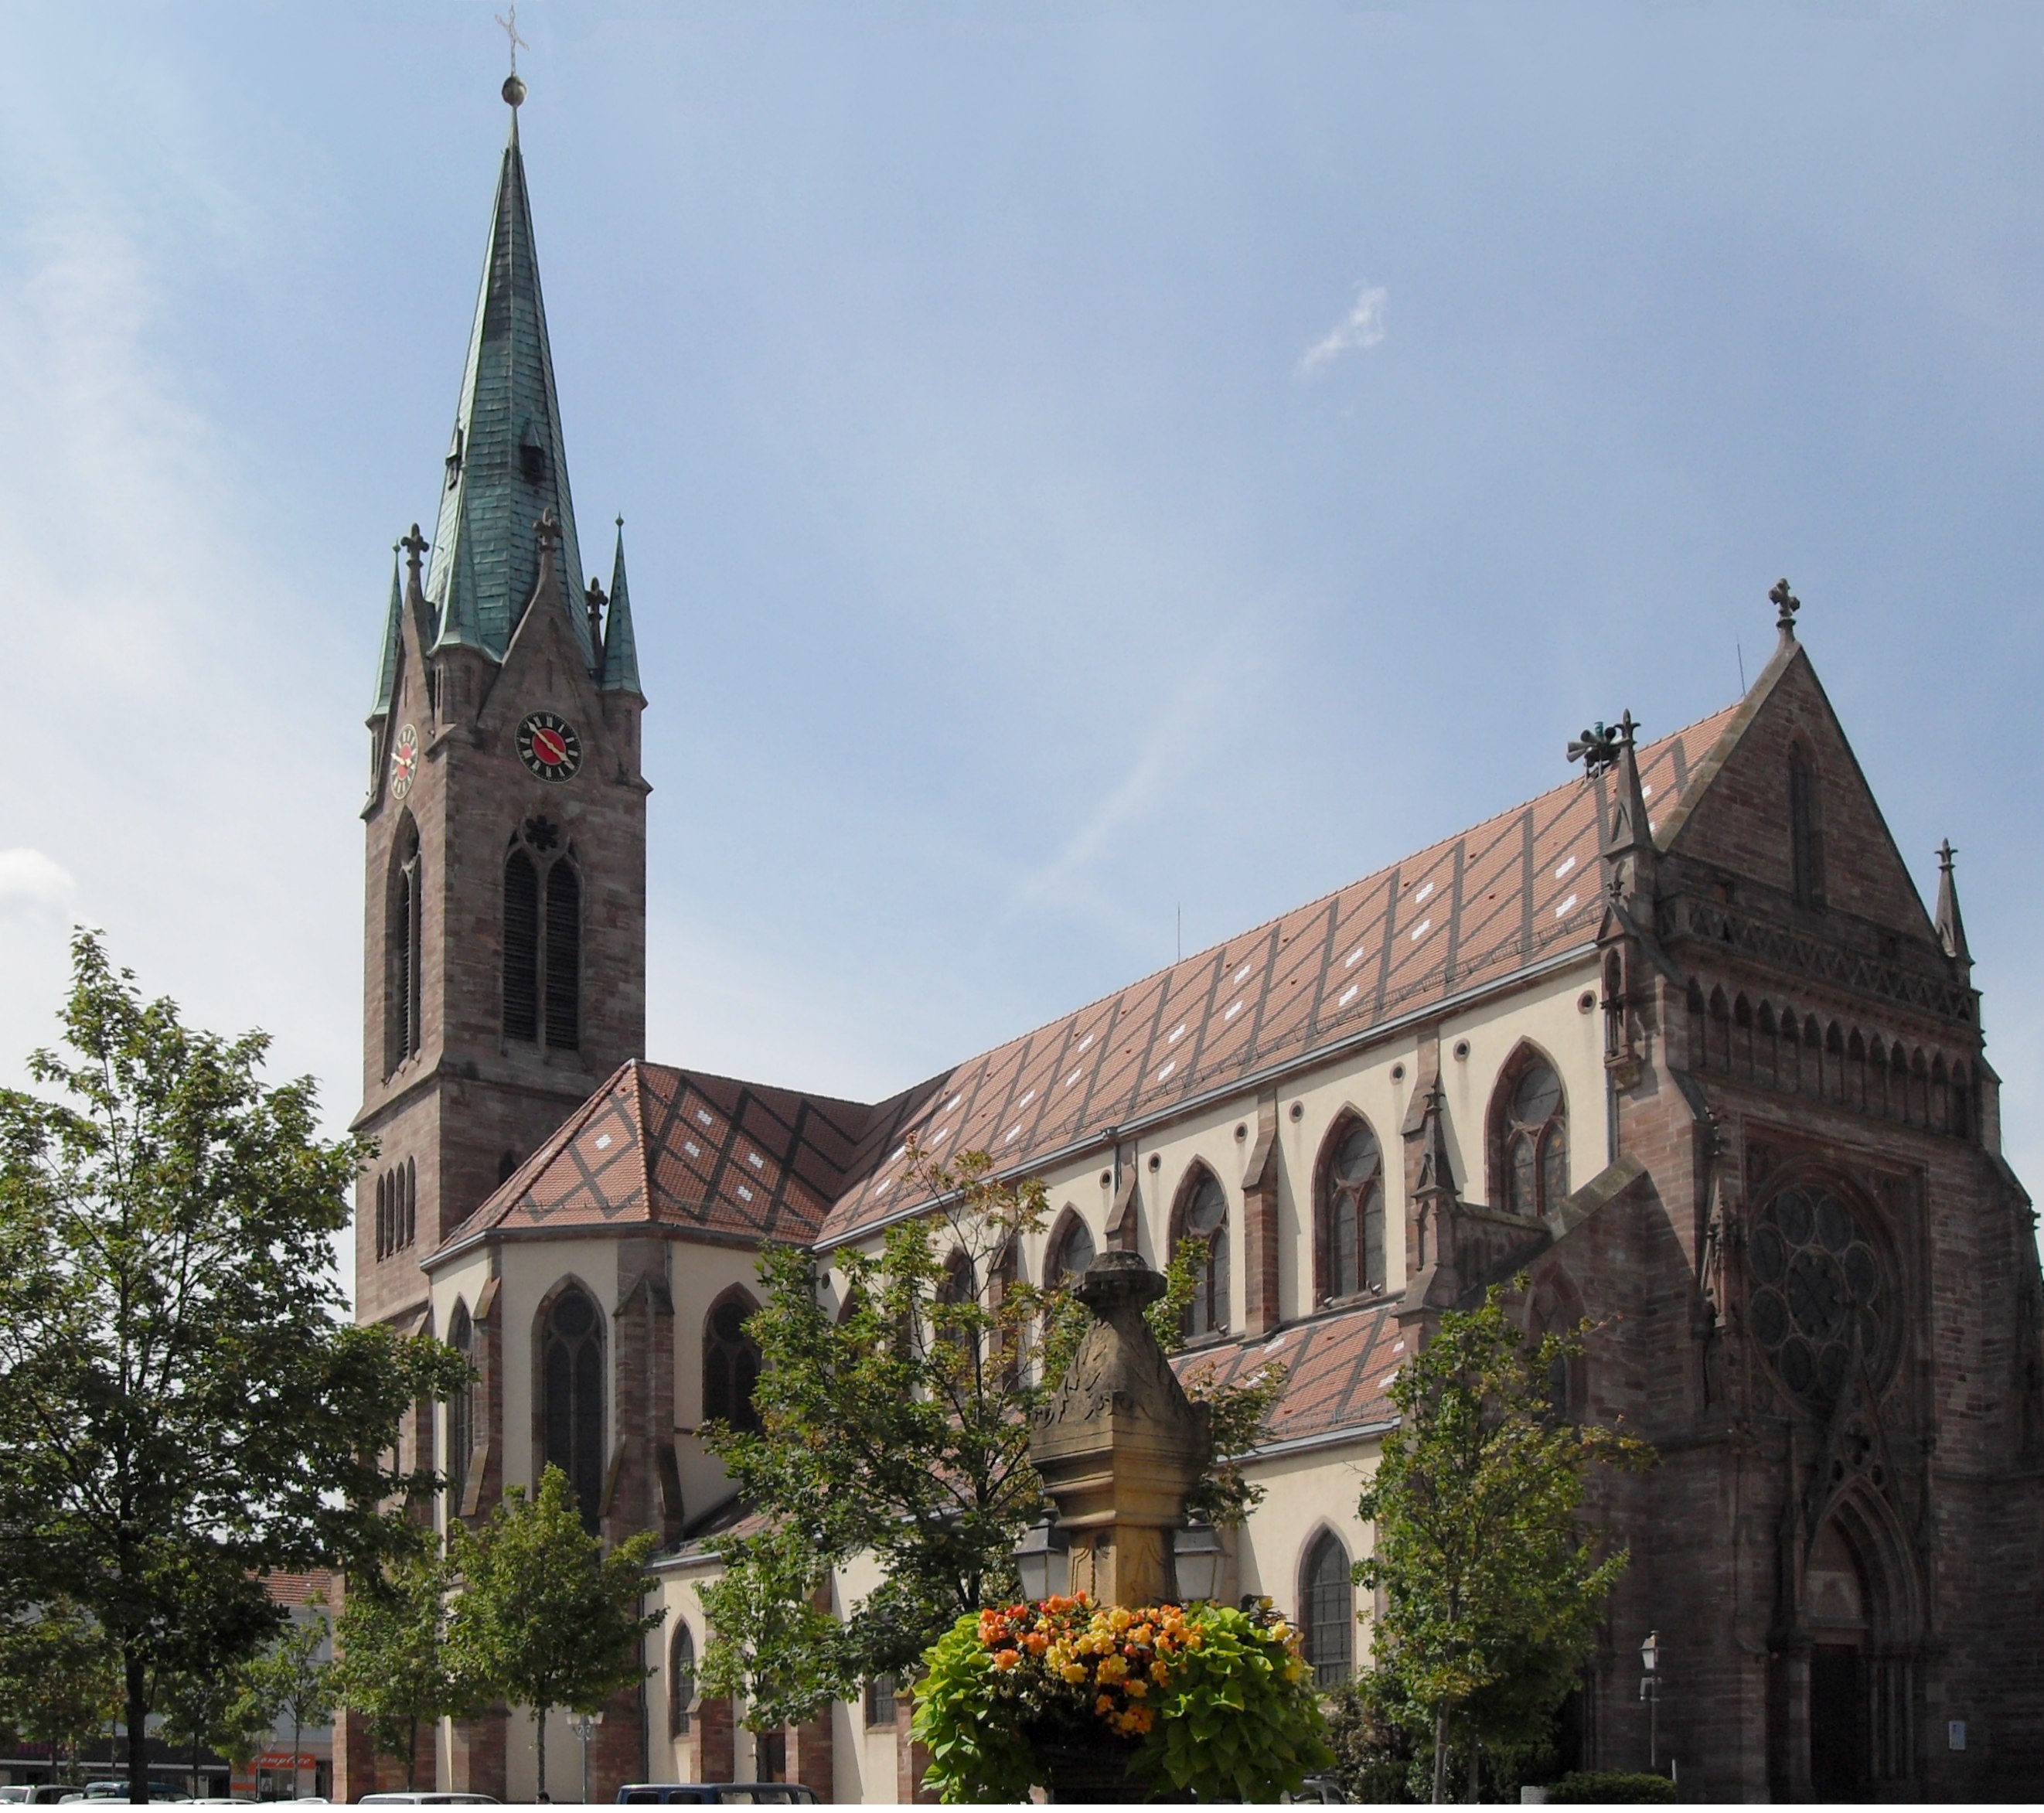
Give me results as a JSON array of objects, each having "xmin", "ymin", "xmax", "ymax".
[{"xmin": 343, "ymin": 79, "xmax": 2044, "ymax": 1803}]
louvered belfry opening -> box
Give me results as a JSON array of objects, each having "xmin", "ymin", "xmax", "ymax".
[
  {"xmin": 502, "ymin": 816, "xmax": 581, "ymax": 1051},
  {"xmin": 386, "ymin": 820, "xmax": 423, "ymax": 1075}
]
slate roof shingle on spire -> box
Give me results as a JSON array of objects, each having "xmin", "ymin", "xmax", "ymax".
[
  {"xmin": 424, "ymin": 102, "xmax": 591, "ymax": 669},
  {"xmin": 369, "ymin": 546, "xmax": 402, "ymax": 718},
  {"xmin": 601, "ymin": 520, "xmax": 643, "ymax": 697},
  {"xmin": 436, "ymin": 705, "xmax": 1741, "ymax": 1263}
]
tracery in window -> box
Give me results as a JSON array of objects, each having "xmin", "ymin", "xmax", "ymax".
[
  {"xmin": 1495, "ymin": 1054, "xmax": 1569, "ymax": 1218},
  {"xmin": 669, "ymin": 1624, "xmax": 697, "ymax": 1738},
  {"xmin": 1174, "ymin": 1169, "xmax": 1231, "ymax": 1341},
  {"xmin": 1300, "ymin": 1530, "xmax": 1354, "ymax": 1687},
  {"xmin": 1317, "ymin": 1117, "xmax": 1386, "ymax": 1305},
  {"xmin": 703, "ymin": 1290, "xmax": 763, "ymax": 1434},
  {"xmin": 503, "ymin": 817, "xmax": 581, "ymax": 1051},
  {"xmin": 448, "ymin": 1300, "xmax": 474, "ymax": 1514},
  {"xmin": 1747, "ymin": 1184, "xmax": 1894, "ymax": 1415},
  {"xmin": 1046, "ymin": 1211, "xmax": 1097, "ymax": 1286},
  {"xmin": 540, "ymin": 1283, "xmax": 605, "ymax": 1529}
]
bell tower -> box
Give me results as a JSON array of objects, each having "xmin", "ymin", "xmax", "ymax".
[{"xmin": 355, "ymin": 77, "xmax": 648, "ymax": 1327}]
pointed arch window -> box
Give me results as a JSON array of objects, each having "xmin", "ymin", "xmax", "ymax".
[
  {"xmin": 703, "ymin": 1291, "xmax": 763, "ymax": 1433},
  {"xmin": 1317, "ymin": 1119, "xmax": 1386, "ymax": 1305},
  {"xmin": 1494, "ymin": 1055, "xmax": 1569, "ymax": 1218},
  {"xmin": 936, "ymin": 1250, "xmax": 979, "ymax": 1365},
  {"xmin": 1300, "ymin": 1531, "xmax": 1354, "ymax": 1687},
  {"xmin": 540, "ymin": 1283, "xmax": 605, "ymax": 1530},
  {"xmin": 1174, "ymin": 1170, "xmax": 1231, "ymax": 1341},
  {"xmin": 669, "ymin": 1624, "xmax": 697, "ymax": 1739},
  {"xmin": 1047, "ymin": 1212, "xmax": 1097, "ymax": 1287},
  {"xmin": 448, "ymin": 1301, "xmax": 474, "ymax": 1515},
  {"xmin": 386, "ymin": 820, "xmax": 424, "ymax": 1075},
  {"xmin": 1789, "ymin": 743, "xmax": 1824, "ymax": 907},
  {"xmin": 503, "ymin": 817, "xmax": 581, "ymax": 1051}
]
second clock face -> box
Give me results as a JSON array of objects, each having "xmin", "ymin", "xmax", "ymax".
[{"xmin": 516, "ymin": 711, "xmax": 583, "ymax": 782}]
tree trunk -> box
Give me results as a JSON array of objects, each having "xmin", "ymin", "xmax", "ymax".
[
  {"xmin": 535, "ymin": 1703, "xmax": 549, "ymax": 1802},
  {"xmin": 1433, "ymin": 1707, "xmax": 1449, "ymax": 1804},
  {"xmin": 405, "ymin": 1719, "xmax": 418, "ymax": 1791},
  {"xmin": 1467, "ymin": 1735, "xmax": 1480, "ymax": 1802},
  {"xmin": 125, "ymin": 1652, "xmax": 148, "ymax": 1806},
  {"xmin": 291, "ymin": 1709, "xmax": 302, "ymax": 1799}
]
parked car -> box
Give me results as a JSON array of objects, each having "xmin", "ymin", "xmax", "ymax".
[
  {"xmin": 61, "ymin": 1785, "xmax": 189, "ymax": 1802},
  {"xmin": 357, "ymin": 1797, "xmax": 499, "ymax": 1805},
  {"xmin": 615, "ymin": 1788, "xmax": 819, "ymax": 1805},
  {"xmin": 0, "ymin": 1789, "xmax": 79, "ymax": 1804}
]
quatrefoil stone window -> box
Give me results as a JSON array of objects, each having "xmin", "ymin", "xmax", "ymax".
[{"xmin": 1747, "ymin": 1185, "xmax": 1891, "ymax": 1413}]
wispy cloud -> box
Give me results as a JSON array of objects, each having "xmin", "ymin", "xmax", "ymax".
[{"xmin": 1298, "ymin": 281, "xmax": 1388, "ymax": 376}]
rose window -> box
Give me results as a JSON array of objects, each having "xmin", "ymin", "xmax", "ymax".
[{"xmin": 1746, "ymin": 1186, "xmax": 1890, "ymax": 1412}]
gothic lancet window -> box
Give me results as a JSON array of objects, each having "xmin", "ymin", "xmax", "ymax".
[
  {"xmin": 1789, "ymin": 744, "xmax": 1824, "ymax": 907},
  {"xmin": 386, "ymin": 820, "xmax": 424, "ymax": 1075},
  {"xmin": 1047, "ymin": 1212, "xmax": 1096, "ymax": 1286},
  {"xmin": 1300, "ymin": 1531, "xmax": 1355, "ymax": 1687},
  {"xmin": 540, "ymin": 1283, "xmax": 605, "ymax": 1530},
  {"xmin": 669, "ymin": 1624, "xmax": 697, "ymax": 1739},
  {"xmin": 502, "ymin": 818, "xmax": 581, "ymax": 1051},
  {"xmin": 1317, "ymin": 1118, "xmax": 1386, "ymax": 1305},
  {"xmin": 448, "ymin": 1301, "xmax": 474, "ymax": 1514},
  {"xmin": 1495, "ymin": 1053, "xmax": 1569, "ymax": 1218},
  {"xmin": 703, "ymin": 1291, "xmax": 763, "ymax": 1433},
  {"xmin": 1174, "ymin": 1169, "xmax": 1231, "ymax": 1340}
]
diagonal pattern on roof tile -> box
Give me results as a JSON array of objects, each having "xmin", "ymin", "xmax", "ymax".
[
  {"xmin": 1173, "ymin": 1299, "xmax": 1403, "ymax": 1445},
  {"xmin": 813, "ymin": 704, "xmax": 1737, "ymax": 1246},
  {"xmin": 433, "ymin": 706, "xmax": 1736, "ymax": 1261}
]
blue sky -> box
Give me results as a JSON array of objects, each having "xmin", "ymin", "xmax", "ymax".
[{"xmin": 2, "ymin": 2, "xmax": 2040, "ymax": 1206}]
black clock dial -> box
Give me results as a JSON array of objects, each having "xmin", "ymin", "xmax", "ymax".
[{"xmin": 516, "ymin": 711, "xmax": 583, "ymax": 782}]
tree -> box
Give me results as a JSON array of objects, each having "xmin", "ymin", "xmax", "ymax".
[
  {"xmin": 450, "ymin": 1467, "xmax": 663, "ymax": 1801},
  {"xmin": 697, "ymin": 1142, "xmax": 1287, "ymax": 1732},
  {"xmin": 0, "ymin": 933, "xmax": 467, "ymax": 1803},
  {"xmin": 1356, "ymin": 1283, "xmax": 1653, "ymax": 1802},
  {"xmin": 157, "ymin": 1658, "xmax": 270, "ymax": 1799},
  {"xmin": 244, "ymin": 1610, "xmax": 335, "ymax": 1800},
  {"xmin": 331, "ymin": 1546, "xmax": 473, "ymax": 1792},
  {"xmin": 0, "ymin": 1600, "xmax": 122, "ymax": 1784}
]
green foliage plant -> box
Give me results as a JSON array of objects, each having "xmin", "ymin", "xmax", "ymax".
[
  {"xmin": 243, "ymin": 1610, "xmax": 335, "ymax": 1800},
  {"xmin": 448, "ymin": 1466, "xmax": 663, "ymax": 1801},
  {"xmin": 1546, "ymin": 1768, "xmax": 1675, "ymax": 1802},
  {"xmin": 912, "ymin": 1593, "xmax": 1333, "ymax": 1803},
  {"xmin": 700, "ymin": 1141, "xmax": 1287, "ymax": 1731},
  {"xmin": 331, "ymin": 1544, "xmax": 475, "ymax": 1792},
  {"xmin": 0, "ymin": 1599, "xmax": 122, "ymax": 1784},
  {"xmin": 0, "ymin": 934, "xmax": 467, "ymax": 1804},
  {"xmin": 1356, "ymin": 1282, "xmax": 1653, "ymax": 1803}
]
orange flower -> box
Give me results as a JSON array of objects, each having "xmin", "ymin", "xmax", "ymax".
[
  {"xmin": 1095, "ymin": 1695, "xmax": 1117, "ymax": 1717},
  {"xmin": 1024, "ymin": 1631, "xmax": 1050, "ymax": 1655},
  {"xmin": 993, "ymin": 1648, "xmax": 1020, "ymax": 1671}
]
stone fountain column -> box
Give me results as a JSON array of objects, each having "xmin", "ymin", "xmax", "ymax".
[{"xmin": 1029, "ymin": 1250, "xmax": 1212, "ymax": 1607}]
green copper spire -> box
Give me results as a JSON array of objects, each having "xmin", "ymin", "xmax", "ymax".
[
  {"xmin": 424, "ymin": 89, "xmax": 591, "ymax": 667},
  {"xmin": 370, "ymin": 544, "xmax": 402, "ymax": 716},
  {"xmin": 599, "ymin": 517, "xmax": 642, "ymax": 696}
]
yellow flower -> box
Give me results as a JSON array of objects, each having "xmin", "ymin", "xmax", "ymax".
[
  {"xmin": 1123, "ymin": 1678, "xmax": 1148, "ymax": 1699},
  {"xmin": 1131, "ymin": 1623, "xmax": 1155, "ymax": 1645},
  {"xmin": 1150, "ymin": 1658, "xmax": 1170, "ymax": 1685},
  {"xmin": 1109, "ymin": 1607, "xmax": 1133, "ymax": 1632},
  {"xmin": 1284, "ymin": 1658, "xmax": 1306, "ymax": 1684},
  {"xmin": 1061, "ymin": 1663, "xmax": 1088, "ymax": 1684},
  {"xmin": 1096, "ymin": 1655, "xmax": 1129, "ymax": 1685}
]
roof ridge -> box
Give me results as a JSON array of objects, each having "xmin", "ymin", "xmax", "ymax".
[{"xmin": 939, "ymin": 697, "xmax": 1743, "ymax": 1064}]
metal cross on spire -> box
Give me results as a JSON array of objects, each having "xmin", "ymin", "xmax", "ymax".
[{"xmin": 496, "ymin": 5, "xmax": 528, "ymax": 75}]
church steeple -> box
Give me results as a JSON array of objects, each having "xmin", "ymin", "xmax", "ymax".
[
  {"xmin": 1936, "ymin": 838, "xmax": 1971, "ymax": 966},
  {"xmin": 424, "ymin": 81, "xmax": 591, "ymax": 669},
  {"xmin": 599, "ymin": 518, "xmax": 643, "ymax": 697}
]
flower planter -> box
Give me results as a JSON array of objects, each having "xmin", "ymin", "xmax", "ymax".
[{"xmin": 1032, "ymin": 1734, "xmax": 1140, "ymax": 1803}]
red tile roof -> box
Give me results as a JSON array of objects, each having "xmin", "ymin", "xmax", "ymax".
[
  {"xmin": 436, "ymin": 705, "xmax": 1739, "ymax": 1260},
  {"xmin": 1174, "ymin": 1299, "xmax": 1403, "ymax": 1447}
]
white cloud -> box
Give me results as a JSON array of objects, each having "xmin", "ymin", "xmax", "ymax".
[
  {"xmin": 1297, "ymin": 281, "xmax": 1388, "ymax": 376},
  {"xmin": 0, "ymin": 848, "xmax": 76, "ymax": 920}
]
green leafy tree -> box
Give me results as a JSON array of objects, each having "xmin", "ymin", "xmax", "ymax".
[
  {"xmin": 244, "ymin": 1611, "xmax": 336, "ymax": 1799},
  {"xmin": 449, "ymin": 1467, "xmax": 663, "ymax": 1801},
  {"xmin": 1357, "ymin": 1283, "xmax": 1653, "ymax": 1802},
  {"xmin": 157, "ymin": 1658, "xmax": 270, "ymax": 1798},
  {"xmin": 331, "ymin": 1545, "xmax": 474, "ymax": 1792},
  {"xmin": 699, "ymin": 1143, "xmax": 1287, "ymax": 1733},
  {"xmin": 0, "ymin": 1599, "xmax": 122, "ymax": 1784},
  {"xmin": 0, "ymin": 933, "xmax": 467, "ymax": 1804}
]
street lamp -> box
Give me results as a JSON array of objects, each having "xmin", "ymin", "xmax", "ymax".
[
  {"xmin": 1013, "ymin": 1515, "xmax": 1070, "ymax": 1600},
  {"xmin": 1171, "ymin": 1523, "xmax": 1225, "ymax": 1604},
  {"xmin": 1638, "ymin": 1630, "xmax": 1661, "ymax": 1774},
  {"xmin": 571, "ymin": 1710, "xmax": 604, "ymax": 1804}
]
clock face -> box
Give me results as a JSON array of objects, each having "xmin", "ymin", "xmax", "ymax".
[
  {"xmin": 390, "ymin": 723, "xmax": 419, "ymax": 800},
  {"xmin": 516, "ymin": 711, "xmax": 583, "ymax": 782}
]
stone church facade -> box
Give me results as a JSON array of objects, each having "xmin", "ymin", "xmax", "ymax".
[{"xmin": 340, "ymin": 86, "xmax": 2044, "ymax": 1803}]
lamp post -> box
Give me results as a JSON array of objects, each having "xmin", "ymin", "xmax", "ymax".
[
  {"xmin": 1639, "ymin": 1630, "xmax": 1661, "ymax": 1774},
  {"xmin": 1170, "ymin": 1523, "xmax": 1225, "ymax": 1604},
  {"xmin": 571, "ymin": 1711, "xmax": 603, "ymax": 1804}
]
